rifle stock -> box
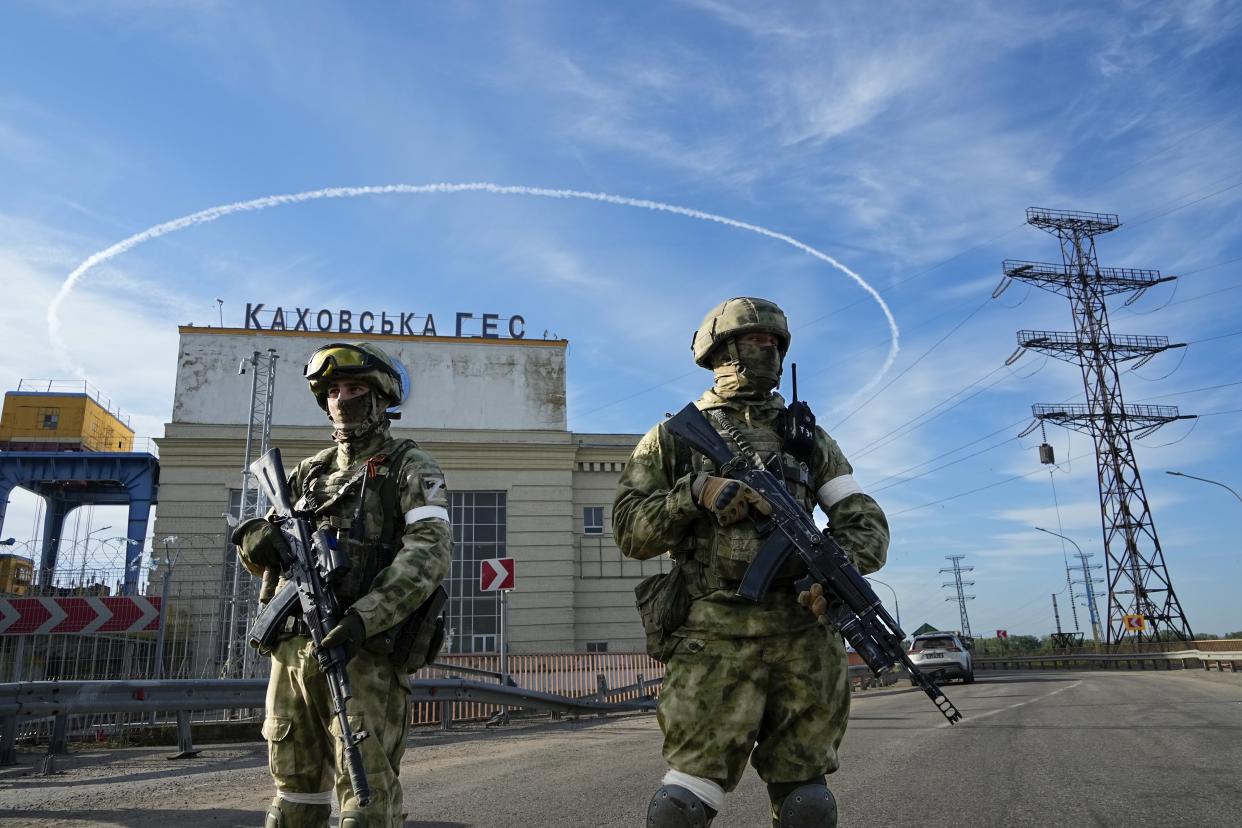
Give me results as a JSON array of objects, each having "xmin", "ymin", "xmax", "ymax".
[
  {"xmin": 247, "ymin": 448, "xmax": 374, "ymax": 805},
  {"xmin": 665, "ymin": 403, "xmax": 962, "ymax": 724}
]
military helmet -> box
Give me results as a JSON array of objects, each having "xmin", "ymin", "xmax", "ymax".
[
  {"xmin": 304, "ymin": 342, "xmax": 405, "ymax": 410},
  {"xmin": 691, "ymin": 297, "xmax": 790, "ymax": 367}
]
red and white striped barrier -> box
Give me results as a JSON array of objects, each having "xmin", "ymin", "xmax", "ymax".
[{"xmin": 0, "ymin": 596, "xmax": 161, "ymax": 635}]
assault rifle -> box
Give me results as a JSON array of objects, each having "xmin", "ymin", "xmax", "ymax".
[
  {"xmin": 246, "ymin": 448, "xmax": 373, "ymax": 805},
  {"xmin": 665, "ymin": 403, "xmax": 962, "ymax": 724}
]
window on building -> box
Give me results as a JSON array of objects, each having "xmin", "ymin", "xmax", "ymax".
[
  {"xmin": 583, "ymin": 506, "xmax": 604, "ymax": 535},
  {"xmin": 40, "ymin": 409, "xmax": 60, "ymax": 430},
  {"xmin": 445, "ymin": 491, "xmax": 506, "ymax": 654},
  {"xmin": 227, "ymin": 488, "xmax": 261, "ymax": 520},
  {"xmin": 586, "ymin": 641, "xmax": 609, "ymax": 653}
]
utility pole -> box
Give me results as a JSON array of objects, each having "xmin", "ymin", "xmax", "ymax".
[
  {"xmin": 940, "ymin": 555, "xmax": 974, "ymax": 639},
  {"xmin": 1002, "ymin": 208, "xmax": 1194, "ymax": 644},
  {"xmin": 1073, "ymin": 552, "xmax": 1106, "ymax": 643},
  {"xmin": 1052, "ymin": 592, "xmax": 1063, "ymax": 634},
  {"xmin": 1064, "ymin": 565, "xmax": 1081, "ymax": 632},
  {"xmin": 221, "ymin": 348, "xmax": 278, "ymax": 678}
]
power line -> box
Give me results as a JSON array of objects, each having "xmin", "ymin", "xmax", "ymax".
[
  {"xmin": 1133, "ymin": 378, "xmax": 1242, "ymax": 402},
  {"xmin": 853, "ymin": 365, "xmax": 1009, "ymax": 457},
  {"xmin": 1187, "ymin": 329, "xmax": 1242, "ymax": 345},
  {"xmin": 575, "ymin": 369, "xmax": 698, "ymax": 417},
  {"xmin": 830, "ymin": 298, "xmax": 992, "ymax": 430},
  {"xmin": 886, "ymin": 449, "xmax": 1097, "ymax": 518},
  {"xmin": 1180, "ymin": 254, "xmax": 1242, "ymax": 277},
  {"xmin": 868, "ymin": 379, "xmax": 1241, "ymax": 508},
  {"xmin": 1127, "ymin": 175, "xmax": 1242, "ymax": 229},
  {"xmin": 871, "ymin": 433, "xmax": 1020, "ymax": 494},
  {"xmin": 1089, "ymin": 114, "xmax": 1235, "ymax": 191},
  {"xmin": 1199, "ymin": 407, "xmax": 1242, "ymax": 417},
  {"xmin": 575, "ymin": 164, "xmax": 1240, "ymax": 423}
]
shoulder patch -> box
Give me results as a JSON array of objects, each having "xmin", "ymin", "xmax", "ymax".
[{"xmin": 419, "ymin": 473, "xmax": 448, "ymax": 507}]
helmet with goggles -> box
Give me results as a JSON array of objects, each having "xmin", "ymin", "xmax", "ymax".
[
  {"xmin": 304, "ymin": 342, "xmax": 405, "ymax": 410},
  {"xmin": 691, "ymin": 297, "xmax": 790, "ymax": 367}
]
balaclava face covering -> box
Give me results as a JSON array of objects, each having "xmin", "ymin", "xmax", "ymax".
[
  {"xmin": 327, "ymin": 388, "xmax": 388, "ymax": 441},
  {"xmin": 712, "ymin": 337, "xmax": 783, "ymax": 402}
]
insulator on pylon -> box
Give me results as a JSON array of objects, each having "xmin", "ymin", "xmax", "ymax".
[{"xmin": 1039, "ymin": 443, "xmax": 1055, "ymax": 465}]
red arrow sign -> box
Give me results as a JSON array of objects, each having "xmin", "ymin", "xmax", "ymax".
[
  {"xmin": 0, "ymin": 597, "xmax": 162, "ymax": 635},
  {"xmin": 480, "ymin": 558, "xmax": 515, "ymax": 592},
  {"xmin": 99, "ymin": 596, "xmax": 160, "ymax": 632}
]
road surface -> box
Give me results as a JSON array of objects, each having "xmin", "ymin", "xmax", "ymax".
[{"xmin": 2, "ymin": 669, "xmax": 1238, "ymax": 827}]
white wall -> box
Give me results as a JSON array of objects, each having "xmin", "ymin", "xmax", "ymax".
[{"xmin": 172, "ymin": 329, "xmax": 566, "ymax": 431}]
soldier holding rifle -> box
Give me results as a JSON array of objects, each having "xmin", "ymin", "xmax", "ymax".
[
  {"xmin": 233, "ymin": 342, "xmax": 453, "ymax": 828},
  {"xmin": 614, "ymin": 298, "xmax": 891, "ymax": 828}
]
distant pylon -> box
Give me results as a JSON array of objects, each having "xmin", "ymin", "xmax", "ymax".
[
  {"xmin": 1073, "ymin": 552, "xmax": 1106, "ymax": 642},
  {"xmin": 940, "ymin": 555, "xmax": 974, "ymax": 639},
  {"xmin": 1002, "ymin": 207, "xmax": 1194, "ymax": 643}
]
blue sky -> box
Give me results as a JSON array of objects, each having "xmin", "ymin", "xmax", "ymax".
[{"xmin": 2, "ymin": 1, "xmax": 1240, "ymax": 636}]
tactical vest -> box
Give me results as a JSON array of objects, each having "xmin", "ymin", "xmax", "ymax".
[
  {"xmin": 677, "ymin": 407, "xmax": 816, "ymax": 591},
  {"xmin": 297, "ymin": 439, "xmax": 419, "ymax": 610}
]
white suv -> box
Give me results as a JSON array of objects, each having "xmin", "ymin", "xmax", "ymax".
[{"xmin": 908, "ymin": 632, "xmax": 974, "ymax": 684}]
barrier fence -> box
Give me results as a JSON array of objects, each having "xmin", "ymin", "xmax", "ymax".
[
  {"xmin": 412, "ymin": 652, "xmax": 665, "ymax": 726},
  {"xmin": 975, "ymin": 649, "xmax": 1242, "ymax": 673}
]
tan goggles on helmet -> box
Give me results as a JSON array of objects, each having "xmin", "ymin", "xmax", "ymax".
[{"xmin": 304, "ymin": 344, "xmax": 392, "ymax": 381}]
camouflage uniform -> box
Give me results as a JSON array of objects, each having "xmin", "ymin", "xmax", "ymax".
[
  {"xmin": 236, "ymin": 344, "xmax": 453, "ymax": 828},
  {"xmin": 613, "ymin": 299, "xmax": 888, "ymax": 825}
]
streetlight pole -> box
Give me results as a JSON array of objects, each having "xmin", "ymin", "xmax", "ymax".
[
  {"xmin": 75, "ymin": 524, "xmax": 113, "ymax": 588},
  {"xmin": 1166, "ymin": 471, "xmax": 1242, "ymax": 507},
  {"xmin": 1035, "ymin": 526, "xmax": 1102, "ymax": 643},
  {"xmin": 865, "ymin": 576, "xmax": 901, "ymax": 631}
]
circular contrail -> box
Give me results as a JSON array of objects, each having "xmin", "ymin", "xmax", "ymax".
[{"xmin": 48, "ymin": 183, "xmax": 899, "ymax": 403}]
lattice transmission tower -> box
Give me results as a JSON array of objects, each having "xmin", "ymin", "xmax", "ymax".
[
  {"xmin": 220, "ymin": 348, "xmax": 279, "ymax": 678},
  {"xmin": 940, "ymin": 555, "xmax": 974, "ymax": 639},
  {"xmin": 1001, "ymin": 208, "xmax": 1194, "ymax": 643}
]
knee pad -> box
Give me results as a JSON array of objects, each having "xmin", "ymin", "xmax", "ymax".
[
  {"xmin": 775, "ymin": 783, "xmax": 837, "ymax": 828},
  {"xmin": 338, "ymin": 809, "xmax": 386, "ymax": 828},
  {"xmin": 263, "ymin": 800, "xmax": 332, "ymax": 828},
  {"xmin": 648, "ymin": 784, "xmax": 716, "ymax": 827}
]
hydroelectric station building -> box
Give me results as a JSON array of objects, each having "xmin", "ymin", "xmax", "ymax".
[{"xmin": 154, "ymin": 320, "xmax": 659, "ymax": 674}]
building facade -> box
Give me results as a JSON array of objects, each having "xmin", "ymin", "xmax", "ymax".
[{"xmin": 153, "ymin": 326, "xmax": 663, "ymax": 674}]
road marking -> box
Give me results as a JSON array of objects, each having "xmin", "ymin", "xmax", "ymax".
[{"xmin": 937, "ymin": 679, "xmax": 1083, "ymax": 729}]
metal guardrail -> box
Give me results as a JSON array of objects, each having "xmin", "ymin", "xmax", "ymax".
[
  {"xmin": 0, "ymin": 676, "xmax": 658, "ymax": 765},
  {"xmin": 976, "ymin": 650, "xmax": 1242, "ymax": 673}
]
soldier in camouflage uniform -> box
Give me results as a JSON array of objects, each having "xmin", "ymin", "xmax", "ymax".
[
  {"xmin": 613, "ymin": 298, "xmax": 889, "ymax": 828},
  {"xmin": 233, "ymin": 342, "xmax": 453, "ymax": 828}
]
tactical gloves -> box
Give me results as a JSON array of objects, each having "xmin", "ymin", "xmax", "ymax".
[
  {"xmin": 692, "ymin": 473, "xmax": 773, "ymax": 526},
  {"xmin": 798, "ymin": 582, "xmax": 830, "ymax": 621},
  {"xmin": 230, "ymin": 517, "xmax": 289, "ymax": 577},
  {"xmin": 320, "ymin": 613, "xmax": 367, "ymax": 662}
]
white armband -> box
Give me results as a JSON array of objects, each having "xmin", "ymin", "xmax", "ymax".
[
  {"xmin": 404, "ymin": 505, "xmax": 450, "ymax": 525},
  {"xmin": 817, "ymin": 474, "xmax": 864, "ymax": 510}
]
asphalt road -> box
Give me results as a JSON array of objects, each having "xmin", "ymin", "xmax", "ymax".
[{"xmin": 2, "ymin": 669, "xmax": 1239, "ymax": 827}]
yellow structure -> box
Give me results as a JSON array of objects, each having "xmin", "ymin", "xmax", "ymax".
[
  {"xmin": 0, "ymin": 385, "xmax": 134, "ymax": 453},
  {"xmin": 0, "ymin": 553, "xmax": 34, "ymax": 595}
]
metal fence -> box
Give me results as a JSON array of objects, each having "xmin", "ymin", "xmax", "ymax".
[
  {"xmin": 1, "ymin": 554, "xmax": 243, "ymax": 684},
  {"xmin": 411, "ymin": 652, "xmax": 664, "ymax": 726},
  {"xmin": 2, "ymin": 651, "xmax": 666, "ymax": 756}
]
